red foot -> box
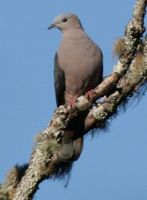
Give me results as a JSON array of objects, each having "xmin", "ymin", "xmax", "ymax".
[
  {"xmin": 68, "ymin": 95, "xmax": 77, "ymax": 108},
  {"xmin": 86, "ymin": 89, "xmax": 95, "ymax": 99}
]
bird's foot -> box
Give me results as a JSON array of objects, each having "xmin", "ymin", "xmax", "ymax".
[
  {"xmin": 68, "ymin": 96, "xmax": 77, "ymax": 108},
  {"xmin": 85, "ymin": 89, "xmax": 96, "ymax": 100}
]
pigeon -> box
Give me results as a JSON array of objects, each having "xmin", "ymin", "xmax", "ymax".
[{"xmin": 48, "ymin": 13, "xmax": 103, "ymax": 160}]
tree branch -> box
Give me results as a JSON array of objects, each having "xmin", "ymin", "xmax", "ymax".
[{"xmin": 0, "ymin": 0, "xmax": 146, "ymax": 199}]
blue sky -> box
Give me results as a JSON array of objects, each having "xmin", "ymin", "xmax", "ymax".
[{"xmin": 0, "ymin": 0, "xmax": 147, "ymax": 200}]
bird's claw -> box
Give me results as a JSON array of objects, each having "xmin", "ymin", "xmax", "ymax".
[
  {"xmin": 68, "ymin": 96, "xmax": 77, "ymax": 108},
  {"xmin": 86, "ymin": 89, "xmax": 96, "ymax": 100}
]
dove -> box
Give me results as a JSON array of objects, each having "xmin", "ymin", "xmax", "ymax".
[{"xmin": 48, "ymin": 13, "xmax": 103, "ymax": 160}]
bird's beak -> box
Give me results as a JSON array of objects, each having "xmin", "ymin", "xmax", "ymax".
[{"xmin": 48, "ymin": 23, "xmax": 55, "ymax": 30}]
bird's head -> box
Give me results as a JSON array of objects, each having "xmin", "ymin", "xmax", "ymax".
[{"xmin": 48, "ymin": 13, "xmax": 83, "ymax": 31}]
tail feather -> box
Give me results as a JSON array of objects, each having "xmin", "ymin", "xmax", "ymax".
[
  {"xmin": 59, "ymin": 113, "xmax": 85, "ymax": 161},
  {"xmin": 73, "ymin": 137, "xmax": 83, "ymax": 160},
  {"xmin": 59, "ymin": 130, "xmax": 83, "ymax": 161},
  {"xmin": 61, "ymin": 130, "xmax": 74, "ymax": 160}
]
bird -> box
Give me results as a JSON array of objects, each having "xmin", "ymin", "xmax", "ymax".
[{"xmin": 48, "ymin": 13, "xmax": 103, "ymax": 161}]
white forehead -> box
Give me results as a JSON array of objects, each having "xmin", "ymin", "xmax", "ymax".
[{"xmin": 53, "ymin": 13, "xmax": 78, "ymax": 23}]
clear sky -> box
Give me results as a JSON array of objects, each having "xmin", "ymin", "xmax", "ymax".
[{"xmin": 0, "ymin": 0, "xmax": 147, "ymax": 200}]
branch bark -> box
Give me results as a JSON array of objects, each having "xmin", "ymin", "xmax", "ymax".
[{"xmin": 0, "ymin": 0, "xmax": 147, "ymax": 200}]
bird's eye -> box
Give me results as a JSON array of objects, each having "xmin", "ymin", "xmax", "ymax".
[{"xmin": 62, "ymin": 18, "xmax": 67, "ymax": 22}]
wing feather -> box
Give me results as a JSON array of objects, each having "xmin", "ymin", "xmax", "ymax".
[{"xmin": 54, "ymin": 53, "xmax": 65, "ymax": 106}]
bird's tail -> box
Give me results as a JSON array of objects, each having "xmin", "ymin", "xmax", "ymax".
[
  {"xmin": 59, "ymin": 130, "xmax": 83, "ymax": 161},
  {"xmin": 59, "ymin": 113, "xmax": 85, "ymax": 161},
  {"xmin": 61, "ymin": 130, "xmax": 74, "ymax": 160}
]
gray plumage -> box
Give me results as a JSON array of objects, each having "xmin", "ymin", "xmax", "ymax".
[{"xmin": 49, "ymin": 13, "xmax": 103, "ymax": 160}]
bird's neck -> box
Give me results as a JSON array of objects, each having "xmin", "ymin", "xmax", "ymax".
[{"xmin": 62, "ymin": 28, "xmax": 86, "ymax": 40}]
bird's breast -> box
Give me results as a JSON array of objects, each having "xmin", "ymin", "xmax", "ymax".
[
  {"xmin": 58, "ymin": 36, "xmax": 101, "ymax": 73},
  {"xmin": 57, "ymin": 33, "xmax": 103, "ymax": 97}
]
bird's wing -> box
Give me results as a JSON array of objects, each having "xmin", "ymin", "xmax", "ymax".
[{"xmin": 54, "ymin": 53, "xmax": 65, "ymax": 106}]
